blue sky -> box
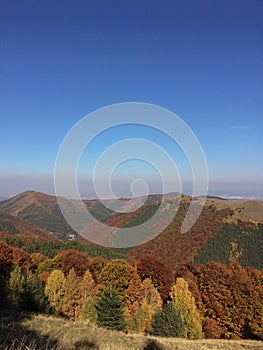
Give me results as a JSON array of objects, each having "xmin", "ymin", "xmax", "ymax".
[{"xmin": 1, "ymin": 0, "xmax": 263, "ymax": 198}]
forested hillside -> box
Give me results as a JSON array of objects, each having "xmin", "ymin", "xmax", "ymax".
[
  {"xmin": 195, "ymin": 222, "xmax": 263, "ymax": 269},
  {"xmin": 0, "ymin": 191, "xmax": 262, "ymax": 342},
  {"xmin": 0, "ymin": 236, "xmax": 262, "ymax": 341},
  {"xmin": 1, "ymin": 191, "xmax": 263, "ymax": 270},
  {"xmin": 0, "ymin": 191, "xmax": 74, "ymax": 238},
  {"xmin": 0, "ymin": 209, "xmax": 53, "ymax": 240}
]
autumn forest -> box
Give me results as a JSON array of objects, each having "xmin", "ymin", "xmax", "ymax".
[{"xmin": 0, "ymin": 191, "xmax": 262, "ymax": 347}]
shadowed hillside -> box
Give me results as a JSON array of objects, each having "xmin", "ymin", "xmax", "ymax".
[{"xmin": 0, "ymin": 314, "xmax": 262, "ymax": 350}]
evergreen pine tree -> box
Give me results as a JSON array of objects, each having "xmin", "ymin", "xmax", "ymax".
[
  {"xmin": 96, "ymin": 289, "xmax": 126, "ymax": 331},
  {"xmin": 151, "ymin": 302, "xmax": 184, "ymax": 337},
  {"xmin": 25, "ymin": 274, "xmax": 53, "ymax": 314},
  {"xmin": 9, "ymin": 266, "xmax": 26, "ymax": 306}
]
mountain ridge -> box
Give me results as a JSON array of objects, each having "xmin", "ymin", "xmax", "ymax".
[{"xmin": 0, "ymin": 190, "xmax": 262, "ymax": 270}]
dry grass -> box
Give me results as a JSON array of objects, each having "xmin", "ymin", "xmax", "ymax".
[
  {"xmin": 1, "ymin": 314, "xmax": 263, "ymax": 350},
  {"xmin": 208, "ymin": 198, "xmax": 263, "ymax": 222}
]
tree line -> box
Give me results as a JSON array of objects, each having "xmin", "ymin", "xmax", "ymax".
[{"xmin": 0, "ymin": 238, "xmax": 262, "ymax": 340}]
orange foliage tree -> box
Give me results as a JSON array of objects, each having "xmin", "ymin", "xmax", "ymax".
[
  {"xmin": 62, "ymin": 268, "xmax": 81, "ymax": 321},
  {"xmin": 79, "ymin": 268, "xmax": 97, "ymax": 303},
  {"xmin": 12, "ymin": 247, "xmax": 34, "ymax": 272},
  {"xmin": 0, "ymin": 241, "xmax": 13, "ymax": 271},
  {"xmin": 197, "ymin": 261, "xmax": 263, "ymax": 339},
  {"xmin": 137, "ymin": 256, "xmax": 174, "ymax": 301},
  {"xmin": 89, "ymin": 256, "xmax": 108, "ymax": 281},
  {"xmin": 53, "ymin": 249, "xmax": 91, "ymax": 277}
]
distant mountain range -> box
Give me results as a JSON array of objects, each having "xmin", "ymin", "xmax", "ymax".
[{"xmin": 0, "ymin": 190, "xmax": 262, "ymax": 269}]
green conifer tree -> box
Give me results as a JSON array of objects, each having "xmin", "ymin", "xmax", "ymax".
[
  {"xmin": 151, "ymin": 302, "xmax": 184, "ymax": 337},
  {"xmin": 96, "ymin": 289, "xmax": 126, "ymax": 331},
  {"xmin": 25, "ymin": 274, "xmax": 53, "ymax": 314},
  {"xmin": 9, "ymin": 266, "xmax": 26, "ymax": 306}
]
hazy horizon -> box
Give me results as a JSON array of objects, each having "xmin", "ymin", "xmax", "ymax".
[{"xmin": 0, "ymin": 176, "xmax": 263, "ymax": 201}]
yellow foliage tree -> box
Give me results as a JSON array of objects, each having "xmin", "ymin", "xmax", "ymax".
[
  {"xmin": 170, "ymin": 277, "xmax": 202, "ymax": 339},
  {"xmin": 44, "ymin": 269, "xmax": 66, "ymax": 314},
  {"xmin": 98, "ymin": 259, "xmax": 135, "ymax": 296},
  {"xmin": 126, "ymin": 278, "xmax": 162, "ymax": 334},
  {"xmin": 62, "ymin": 268, "xmax": 81, "ymax": 321}
]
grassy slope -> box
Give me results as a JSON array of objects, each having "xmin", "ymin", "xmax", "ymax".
[
  {"xmin": 1, "ymin": 314, "xmax": 262, "ymax": 350},
  {"xmin": 207, "ymin": 198, "xmax": 263, "ymax": 223}
]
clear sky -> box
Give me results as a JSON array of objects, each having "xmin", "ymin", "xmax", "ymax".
[{"xmin": 1, "ymin": 0, "xmax": 263, "ymax": 199}]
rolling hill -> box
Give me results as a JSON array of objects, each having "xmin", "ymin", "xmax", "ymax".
[
  {"xmin": 0, "ymin": 208, "xmax": 54, "ymax": 240},
  {"xmin": 0, "ymin": 191, "xmax": 133, "ymax": 238},
  {"xmin": 0, "ymin": 191, "xmax": 262, "ymax": 270},
  {"xmin": 206, "ymin": 197, "xmax": 263, "ymax": 222},
  {"xmin": 0, "ymin": 191, "xmax": 75, "ymax": 239}
]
